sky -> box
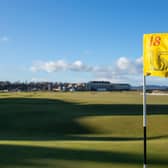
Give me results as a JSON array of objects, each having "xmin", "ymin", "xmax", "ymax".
[{"xmin": 0, "ymin": 0, "xmax": 168, "ymax": 85}]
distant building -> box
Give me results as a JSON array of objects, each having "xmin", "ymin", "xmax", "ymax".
[
  {"xmin": 87, "ymin": 81, "xmax": 131, "ymax": 91},
  {"xmin": 111, "ymin": 83, "xmax": 131, "ymax": 91},
  {"xmin": 87, "ymin": 81, "xmax": 112, "ymax": 91}
]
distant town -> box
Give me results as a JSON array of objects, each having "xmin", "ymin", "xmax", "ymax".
[{"xmin": 0, "ymin": 81, "xmax": 168, "ymax": 92}]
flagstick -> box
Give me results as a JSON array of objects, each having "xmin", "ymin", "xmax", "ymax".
[{"xmin": 143, "ymin": 75, "xmax": 147, "ymax": 168}]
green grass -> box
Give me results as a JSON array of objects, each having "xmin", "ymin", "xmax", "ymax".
[{"xmin": 0, "ymin": 91, "xmax": 167, "ymax": 168}]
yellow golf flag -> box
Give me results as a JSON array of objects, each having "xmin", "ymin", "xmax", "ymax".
[{"xmin": 144, "ymin": 33, "xmax": 168, "ymax": 77}]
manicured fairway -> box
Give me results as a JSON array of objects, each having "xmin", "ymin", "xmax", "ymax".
[{"xmin": 0, "ymin": 92, "xmax": 167, "ymax": 168}]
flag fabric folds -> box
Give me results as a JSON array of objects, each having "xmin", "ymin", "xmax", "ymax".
[{"xmin": 144, "ymin": 33, "xmax": 168, "ymax": 77}]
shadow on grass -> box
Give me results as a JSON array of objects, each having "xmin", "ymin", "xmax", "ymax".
[
  {"xmin": 0, "ymin": 144, "xmax": 167, "ymax": 168},
  {"xmin": 0, "ymin": 135, "xmax": 168, "ymax": 141},
  {"xmin": 0, "ymin": 98, "xmax": 167, "ymax": 168},
  {"xmin": 0, "ymin": 98, "xmax": 167, "ymax": 139}
]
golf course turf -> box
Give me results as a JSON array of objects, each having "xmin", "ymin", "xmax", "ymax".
[{"xmin": 0, "ymin": 91, "xmax": 167, "ymax": 168}]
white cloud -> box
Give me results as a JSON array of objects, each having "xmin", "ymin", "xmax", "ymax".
[
  {"xmin": 135, "ymin": 57, "xmax": 143, "ymax": 64},
  {"xmin": 30, "ymin": 60, "xmax": 93, "ymax": 73},
  {"xmin": 30, "ymin": 57, "xmax": 143, "ymax": 84},
  {"xmin": 69, "ymin": 60, "xmax": 92, "ymax": 71},
  {"xmin": 30, "ymin": 60, "xmax": 67, "ymax": 72},
  {"xmin": 116, "ymin": 56, "xmax": 142, "ymax": 75},
  {"xmin": 117, "ymin": 57, "xmax": 130, "ymax": 70},
  {"xmin": 93, "ymin": 56, "xmax": 143, "ymax": 83}
]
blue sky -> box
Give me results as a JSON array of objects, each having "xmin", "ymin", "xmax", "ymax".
[{"xmin": 0, "ymin": 0, "xmax": 168, "ymax": 85}]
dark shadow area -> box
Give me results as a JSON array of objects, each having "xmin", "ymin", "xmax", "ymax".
[
  {"xmin": 0, "ymin": 98, "xmax": 167, "ymax": 139},
  {"xmin": 0, "ymin": 144, "xmax": 167, "ymax": 168},
  {"xmin": 0, "ymin": 135, "xmax": 168, "ymax": 141}
]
